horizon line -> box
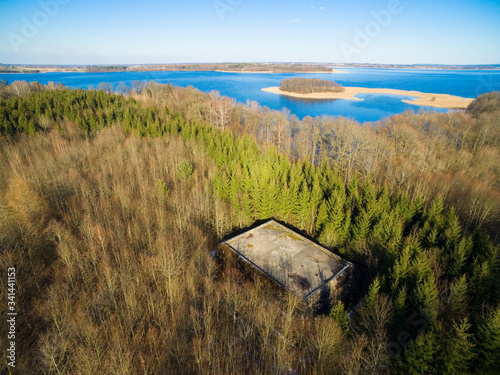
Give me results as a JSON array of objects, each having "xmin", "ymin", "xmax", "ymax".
[{"xmin": 2, "ymin": 62, "xmax": 500, "ymax": 67}]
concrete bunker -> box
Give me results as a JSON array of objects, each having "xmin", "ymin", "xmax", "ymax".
[{"xmin": 217, "ymin": 220, "xmax": 355, "ymax": 310}]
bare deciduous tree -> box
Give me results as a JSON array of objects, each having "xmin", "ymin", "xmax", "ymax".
[
  {"xmin": 10, "ymin": 80, "xmax": 30, "ymax": 96},
  {"xmin": 209, "ymin": 91, "xmax": 235, "ymax": 131}
]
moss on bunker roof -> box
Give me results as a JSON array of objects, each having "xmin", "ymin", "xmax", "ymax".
[{"xmin": 223, "ymin": 220, "xmax": 353, "ymax": 301}]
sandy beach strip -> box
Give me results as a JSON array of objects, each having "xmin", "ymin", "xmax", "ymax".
[{"xmin": 262, "ymin": 86, "xmax": 473, "ymax": 109}]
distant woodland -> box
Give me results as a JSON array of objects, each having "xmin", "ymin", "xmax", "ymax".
[
  {"xmin": 0, "ymin": 79, "xmax": 499, "ymax": 374},
  {"xmin": 84, "ymin": 63, "xmax": 334, "ymax": 73},
  {"xmin": 0, "ymin": 65, "xmax": 83, "ymax": 74},
  {"xmin": 330, "ymin": 63, "xmax": 500, "ymax": 70},
  {"xmin": 279, "ymin": 78, "xmax": 344, "ymax": 94},
  {"xmin": 0, "ymin": 63, "xmax": 333, "ymax": 74},
  {"xmin": 2, "ymin": 63, "xmax": 499, "ymax": 74},
  {"xmin": 0, "ymin": 67, "xmax": 41, "ymax": 73}
]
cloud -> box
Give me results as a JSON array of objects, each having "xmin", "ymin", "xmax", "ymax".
[
  {"xmin": 286, "ymin": 19, "xmax": 300, "ymax": 23},
  {"xmin": 320, "ymin": 7, "xmax": 325, "ymax": 10}
]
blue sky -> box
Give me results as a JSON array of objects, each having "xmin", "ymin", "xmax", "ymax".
[{"xmin": 0, "ymin": 0, "xmax": 499, "ymax": 65}]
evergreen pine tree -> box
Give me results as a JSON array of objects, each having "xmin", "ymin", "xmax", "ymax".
[
  {"xmin": 315, "ymin": 199, "xmax": 330, "ymax": 233},
  {"xmin": 468, "ymin": 261, "xmax": 495, "ymax": 309},
  {"xmin": 351, "ymin": 209, "xmax": 371, "ymax": 241},
  {"xmin": 360, "ymin": 179, "xmax": 377, "ymax": 218},
  {"xmin": 364, "ymin": 277, "xmax": 381, "ymax": 311},
  {"xmin": 400, "ymin": 331, "xmax": 437, "ymax": 375},
  {"xmin": 330, "ymin": 300, "xmax": 350, "ymax": 333},
  {"xmin": 346, "ymin": 176, "xmax": 360, "ymax": 213},
  {"xmin": 448, "ymin": 238, "xmax": 472, "ymax": 278},
  {"xmin": 446, "ymin": 274, "xmax": 468, "ymax": 321},
  {"xmin": 412, "ymin": 274, "xmax": 439, "ymax": 326},
  {"xmin": 441, "ymin": 208, "xmax": 462, "ymax": 250},
  {"xmin": 392, "ymin": 285, "xmax": 409, "ymax": 334},
  {"xmin": 473, "ymin": 307, "xmax": 500, "ymax": 374},
  {"xmin": 293, "ymin": 181, "xmax": 312, "ymax": 230},
  {"xmin": 438, "ymin": 318, "xmax": 474, "ymax": 375},
  {"xmin": 426, "ymin": 196, "xmax": 445, "ymax": 226},
  {"xmin": 391, "ymin": 243, "xmax": 412, "ymax": 290}
]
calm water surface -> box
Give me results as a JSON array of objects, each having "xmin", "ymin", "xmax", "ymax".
[{"xmin": 1, "ymin": 68, "xmax": 498, "ymax": 123}]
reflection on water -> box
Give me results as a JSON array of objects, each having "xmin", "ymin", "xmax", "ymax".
[{"xmin": 280, "ymin": 97, "xmax": 340, "ymax": 104}]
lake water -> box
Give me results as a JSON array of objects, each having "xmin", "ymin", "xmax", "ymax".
[{"xmin": 1, "ymin": 68, "xmax": 499, "ymax": 123}]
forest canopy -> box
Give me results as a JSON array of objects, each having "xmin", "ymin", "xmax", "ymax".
[
  {"xmin": 0, "ymin": 81, "xmax": 499, "ymax": 374},
  {"xmin": 467, "ymin": 90, "xmax": 500, "ymax": 117},
  {"xmin": 279, "ymin": 77, "xmax": 345, "ymax": 94}
]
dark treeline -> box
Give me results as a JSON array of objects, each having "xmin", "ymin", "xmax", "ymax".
[
  {"xmin": 279, "ymin": 77, "xmax": 344, "ymax": 94},
  {"xmin": 82, "ymin": 63, "xmax": 334, "ymax": 73},
  {"xmin": 85, "ymin": 65, "xmax": 128, "ymax": 72},
  {"xmin": 0, "ymin": 81, "xmax": 499, "ymax": 374},
  {"xmin": 1, "ymin": 63, "xmax": 334, "ymax": 74},
  {"xmin": 0, "ymin": 68, "xmax": 41, "ymax": 74}
]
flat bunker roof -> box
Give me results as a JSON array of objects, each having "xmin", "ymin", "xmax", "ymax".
[{"xmin": 223, "ymin": 220, "xmax": 352, "ymax": 301}]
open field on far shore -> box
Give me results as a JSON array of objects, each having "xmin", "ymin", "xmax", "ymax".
[{"xmin": 262, "ymin": 86, "xmax": 474, "ymax": 109}]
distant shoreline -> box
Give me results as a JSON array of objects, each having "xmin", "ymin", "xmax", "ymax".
[
  {"xmin": 0, "ymin": 63, "xmax": 335, "ymax": 75},
  {"xmin": 0, "ymin": 68, "xmax": 338, "ymax": 75},
  {"xmin": 215, "ymin": 70, "xmax": 340, "ymax": 74},
  {"xmin": 262, "ymin": 86, "xmax": 474, "ymax": 109},
  {"xmin": 0, "ymin": 68, "xmax": 85, "ymax": 74},
  {"xmin": 0, "ymin": 68, "xmax": 340, "ymax": 75},
  {"xmin": 2, "ymin": 62, "xmax": 498, "ymax": 75}
]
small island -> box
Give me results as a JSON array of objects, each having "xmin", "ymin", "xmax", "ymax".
[
  {"xmin": 264, "ymin": 79, "xmax": 474, "ymax": 109},
  {"xmin": 279, "ymin": 78, "xmax": 344, "ymax": 94}
]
